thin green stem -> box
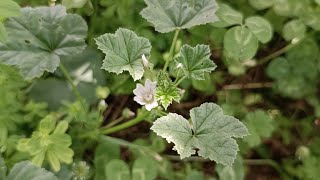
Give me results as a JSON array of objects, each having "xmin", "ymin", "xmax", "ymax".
[
  {"xmin": 163, "ymin": 29, "xmax": 180, "ymax": 71},
  {"xmin": 258, "ymin": 41, "xmax": 300, "ymax": 65},
  {"xmin": 175, "ymin": 76, "xmax": 187, "ymax": 86},
  {"xmin": 100, "ymin": 112, "xmax": 149, "ymax": 135},
  {"xmin": 244, "ymin": 159, "xmax": 284, "ymax": 175},
  {"xmin": 103, "ymin": 117, "xmax": 125, "ymax": 129},
  {"xmin": 59, "ymin": 63, "xmax": 85, "ymax": 106}
]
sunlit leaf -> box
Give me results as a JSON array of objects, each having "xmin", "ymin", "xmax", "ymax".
[{"xmin": 0, "ymin": 0, "xmax": 21, "ymax": 18}]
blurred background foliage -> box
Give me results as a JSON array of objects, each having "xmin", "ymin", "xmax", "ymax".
[{"xmin": 0, "ymin": 0, "xmax": 320, "ymax": 179}]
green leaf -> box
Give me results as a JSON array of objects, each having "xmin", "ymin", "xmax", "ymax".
[
  {"xmin": 151, "ymin": 103, "xmax": 248, "ymax": 166},
  {"xmin": 191, "ymin": 73, "xmax": 215, "ymax": 94},
  {"xmin": 243, "ymin": 110, "xmax": 275, "ymax": 147},
  {"xmin": 0, "ymin": 6, "xmax": 88, "ymax": 80},
  {"xmin": 105, "ymin": 160, "xmax": 130, "ymax": 180},
  {"xmin": 7, "ymin": 161, "xmax": 58, "ymax": 180},
  {"xmin": 95, "ymin": 28, "xmax": 151, "ymax": 81},
  {"xmin": 0, "ymin": 23, "xmax": 7, "ymax": 43},
  {"xmin": 17, "ymin": 115, "xmax": 74, "ymax": 172},
  {"xmin": 62, "ymin": 0, "xmax": 89, "ymax": 9},
  {"xmin": 155, "ymin": 71, "xmax": 181, "ymax": 110},
  {"xmin": 0, "ymin": 0, "xmax": 21, "ymax": 18},
  {"xmin": 301, "ymin": 8, "xmax": 320, "ymax": 31},
  {"xmin": 140, "ymin": 0, "xmax": 219, "ymax": 33},
  {"xmin": 282, "ymin": 19, "xmax": 306, "ymax": 41},
  {"xmin": 224, "ymin": 26, "xmax": 259, "ymax": 61},
  {"xmin": 174, "ymin": 44, "xmax": 216, "ymax": 80},
  {"xmin": 216, "ymin": 155, "xmax": 244, "ymax": 180},
  {"xmin": 212, "ymin": 3, "xmax": 243, "ymax": 27},
  {"xmin": 248, "ymin": 0, "xmax": 274, "ymax": 10},
  {"xmin": 0, "ymin": 155, "xmax": 6, "ymax": 179},
  {"xmin": 132, "ymin": 157, "xmax": 158, "ymax": 180},
  {"xmin": 267, "ymin": 39, "xmax": 319, "ymax": 98},
  {"xmin": 245, "ymin": 16, "xmax": 273, "ymax": 43},
  {"xmin": 39, "ymin": 115, "xmax": 56, "ymax": 134}
]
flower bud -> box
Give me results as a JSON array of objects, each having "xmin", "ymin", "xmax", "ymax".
[{"xmin": 142, "ymin": 54, "xmax": 149, "ymax": 67}]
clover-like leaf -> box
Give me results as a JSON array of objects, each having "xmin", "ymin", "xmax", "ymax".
[
  {"xmin": 105, "ymin": 160, "xmax": 130, "ymax": 180},
  {"xmin": 243, "ymin": 110, "xmax": 274, "ymax": 147},
  {"xmin": 95, "ymin": 28, "xmax": 151, "ymax": 81},
  {"xmin": 151, "ymin": 103, "xmax": 248, "ymax": 166},
  {"xmin": 267, "ymin": 38, "xmax": 319, "ymax": 98},
  {"xmin": 155, "ymin": 71, "xmax": 181, "ymax": 110},
  {"xmin": 212, "ymin": 3, "xmax": 243, "ymax": 28},
  {"xmin": 282, "ymin": 19, "xmax": 306, "ymax": 41},
  {"xmin": 0, "ymin": 5, "xmax": 88, "ymax": 80},
  {"xmin": 140, "ymin": 0, "xmax": 219, "ymax": 33},
  {"xmin": 224, "ymin": 26, "xmax": 258, "ymax": 61},
  {"xmin": 7, "ymin": 161, "xmax": 58, "ymax": 180},
  {"xmin": 248, "ymin": 0, "xmax": 274, "ymax": 10},
  {"xmin": 245, "ymin": 16, "xmax": 273, "ymax": 43},
  {"xmin": 174, "ymin": 44, "xmax": 216, "ymax": 80}
]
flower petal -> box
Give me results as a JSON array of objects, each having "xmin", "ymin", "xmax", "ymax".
[
  {"xmin": 145, "ymin": 100, "xmax": 158, "ymax": 111},
  {"xmin": 134, "ymin": 96, "xmax": 147, "ymax": 105}
]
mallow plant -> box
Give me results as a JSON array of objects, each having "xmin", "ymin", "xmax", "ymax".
[{"xmin": 0, "ymin": 0, "xmax": 253, "ymax": 179}]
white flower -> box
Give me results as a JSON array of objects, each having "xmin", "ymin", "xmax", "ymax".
[
  {"xmin": 176, "ymin": 63, "xmax": 183, "ymax": 68},
  {"xmin": 133, "ymin": 79, "xmax": 158, "ymax": 111},
  {"xmin": 72, "ymin": 63, "xmax": 97, "ymax": 85},
  {"xmin": 142, "ymin": 54, "xmax": 149, "ymax": 67}
]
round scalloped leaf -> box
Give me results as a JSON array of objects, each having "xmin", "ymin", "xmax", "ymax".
[
  {"xmin": 95, "ymin": 28, "xmax": 151, "ymax": 81},
  {"xmin": 0, "ymin": 6, "xmax": 88, "ymax": 80},
  {"xmin": 174, "ymin": 44, "xmax": 217, "ymax": 80},
  {"xmin": 140, "ymin": 0, "xmax": 219, "ymax": 33},
  {"xmin": 7, "ymin": 161, "xmax": 58, "ymax": 180},
  {"xmin": 151, "ymin": 103, "xmax": 248, "ymax": 166}
]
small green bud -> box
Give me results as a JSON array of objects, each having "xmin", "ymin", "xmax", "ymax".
[
  {"xmin": 122, "ymin": 108, "xmax": 135, "ymax": 119},
  {"xmin": 296, "ymin": 145, "xmax": 310, "ymax": 160},
  {"xmin": 96, "ymin": 86, "xmax": 110, "ymax": 99}
]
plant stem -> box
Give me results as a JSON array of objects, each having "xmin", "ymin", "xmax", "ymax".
[
  {"xmin": 163, "ymin": 29, "xmax": 180, "ymax": 71},
  {"xmin": 244, "ymin": 159, "xmax": 284, "ymax": 175},
  {"xmin": 258, "ymin": 41, "xmax": 299, "ymax": 65},
  {"xmin": 59, "ymin": 63, "xmax": 85, "ymax": 106},
  {"xmin": 102, "ymin": 136, "xmax": 163, "ymax": 161},
  {"xmin": 103, "ymin": 117, "xmax": 125, "ymax": 128},
  {"xmin": 175, "ymin": 76, "xmax": 187, "ymax": 86},
  {"xmin": 100, "ymin": 112, "xmax": 149, "ymax": 135}
]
